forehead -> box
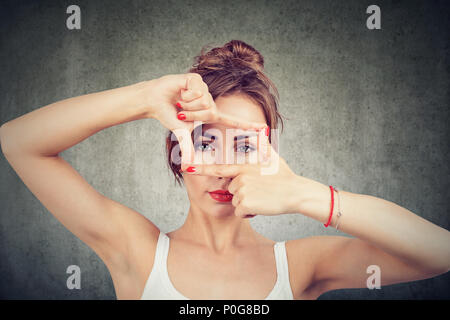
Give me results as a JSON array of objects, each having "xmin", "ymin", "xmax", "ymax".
[{"xmin": 205, "ymin": 93, "xmax": 266, "ymax": 132}]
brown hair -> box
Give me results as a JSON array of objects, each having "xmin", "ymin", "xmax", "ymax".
[{"xmin": 166, "ymin": 40, "xmax": 285, "ymax": 186}]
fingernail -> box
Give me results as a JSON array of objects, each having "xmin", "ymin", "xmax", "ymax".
[
  {"xmin": 244, "ymin": 214, "xmax": 256, "ymax": 218},
  {"xmin": 265, "ymin": 126, "xmax": 270, "ymax": 137},
  {"xmin": 177, "ymin": 113, "xmax": 186, "ymax": 120},
  {"xmin": 186, "ymin": 166, "xmax": 196, "ymax": 173},
  {"xmin": 176, "ymin": 102, "xmax": 182, "ymax": 109}
]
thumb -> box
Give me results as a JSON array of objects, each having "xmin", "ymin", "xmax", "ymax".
[
  {"xmin": 171, "ymin": 73, "xmax": 202, "ymax": 100},
  {"xmin": 180, "ymin": 75, "xmax": 203, "ymax": 102},
  {"xmin": 181, "ymin": 163, "xmax": 246, "ymax": 178},
  {"xmin": 258, "ymin": 128, "xmax": 281, "ymax": 175},
  {"xmin": 235, "ymin": 205, "xmax": 251, "ymax": 218},
  {"xmin": 185, "ymin": 73, "xmax": 205, "ymax": 92},
  {"xmin": 218, "ymin": 112, "xmax": 267, "ymax": 130},
  {"xmin": 180, "ymin": 88, "xmax": 203, "ymax": 102},
  {"xmin": 172, "ymin": 126, "xmax": 195, "ymax": 165},
  {"xmin": 258, "ymin": 127, "xmax": 271, "ymax": 163}
]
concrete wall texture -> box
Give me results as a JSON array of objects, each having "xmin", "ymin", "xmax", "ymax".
[{"xmin": 0, "ymin": 0, "xmax": 449, "ymax": 299}]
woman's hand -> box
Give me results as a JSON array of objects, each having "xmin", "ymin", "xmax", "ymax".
[
  {"xmin": 144, "ymin": 73, "xmax": 267, "ymax": 164},
  {"xmin": 180, "ymin": 137, "xmax": 321, "ymax": 218},
  {"xmin": 146, "ymin": 73, "xmax": 267, "ymax": 129},
  {"xmin": 144, "ymin": 74, "xmax": 196, "ymax": 131},
  {"xmin": 173, "ymin": 74, "xmax": 267, "ymax": 130}
]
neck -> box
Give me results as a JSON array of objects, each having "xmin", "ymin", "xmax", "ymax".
[{"xmin": 175, "ymin": 202, "xmax": 258, "ymax": 254}]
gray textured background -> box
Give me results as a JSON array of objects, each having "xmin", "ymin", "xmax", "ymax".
[{"xmin": 0, "ymin": 0, "xmax": 449, "ymax": 299}]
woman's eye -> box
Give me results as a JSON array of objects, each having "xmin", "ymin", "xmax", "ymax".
[
  {"xmin": 236, "ymin": 144, "xmax": 255, "ymax": 153},
  {"xmin": 195, "ymin": 142, "xmax": 214, "ymax": 152},
  {"xmin": 194, "ymin": 142, "xmax": 255, "ymax": 153}
]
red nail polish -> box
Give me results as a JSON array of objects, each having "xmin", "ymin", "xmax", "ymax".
[
  {"xmin": 176, "ymin": 102, "xmax": 182, "ymax": 109},
  {"xmin": 177, "ymin": 113, "xmax": 186, "ymax": 120},
  {"xmin": 265, "ymin": 126, "xmax": 270, "ymax": 137},
  {"xmin": 244, "ymin": 214, "xmax": 256, "ymax": 218},
  {"xmin": 186, "ymin": 166, "xmax": 196, "ymax": 173}
]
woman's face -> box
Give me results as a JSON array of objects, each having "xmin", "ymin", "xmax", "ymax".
[{"xmin": 182, "ymin": 93, "xmax": 267, "ymax": 218}]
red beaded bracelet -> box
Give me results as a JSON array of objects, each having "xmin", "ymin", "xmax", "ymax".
[{"xmin": 324, "ymin": 185, "xmax": 334, "ymax": 227}]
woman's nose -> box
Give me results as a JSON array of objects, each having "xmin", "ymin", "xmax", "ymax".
[
  {"xmin": 217, "ymin": 176, "xmax": 232, "ymax": 182},
  {"xmin": 220, "ymin": 145, "xmax": 238, "ymax": 165}
]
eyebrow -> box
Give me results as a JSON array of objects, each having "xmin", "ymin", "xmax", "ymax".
[{"xmin": 200, "ymin": 131, "xmax": 258, "ymax": 141}]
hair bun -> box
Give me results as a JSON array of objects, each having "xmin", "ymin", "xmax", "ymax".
[
  {"xmin": 169, "ymin": 40, "xmax": 285, "ymax": 185},
  {"xmin": 194, "ymin": 40, "xmax": 264, "ymax": 73}
]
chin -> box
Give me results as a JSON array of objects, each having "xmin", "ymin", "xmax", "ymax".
[{"xmin": 204, "ymin": 196, "xmax": 234, "ymax": 217}]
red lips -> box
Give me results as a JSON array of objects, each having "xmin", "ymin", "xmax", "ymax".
[{"xmin": 209, "ymin": 190, "xmax": 233, "ymax": 202}]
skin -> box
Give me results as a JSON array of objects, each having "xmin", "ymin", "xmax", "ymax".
[
  {"xmin": 166, "ymin": 95, "xmax": 279, "ymax": 299},
  {"xmin": 1, "ymin": 73, "xmax": 449, "ymax": 300},
  {"xmin": 177, "ymin": 94, "xmax": 269, "ymax": 249}
]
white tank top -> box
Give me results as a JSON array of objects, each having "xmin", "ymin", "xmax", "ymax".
[{"xmin": 140, "ymin": 231, "xmax": 294, "ymax": 300}]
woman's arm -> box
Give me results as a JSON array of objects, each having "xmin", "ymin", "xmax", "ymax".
[
  {"xmin": 0, "ymin": 81, "xmax": 160, "ymax": 285},
  {"xmin": 0, "ymin": 81, "xmax": 150, "ymax": 157},
  {"xmin": 0, "ymin": 73, "xmax": 266, "ymax": 298},
  {"xmin": 291, "ymin": 179, "xmax": 450, "ymax": 296},
  {"xmin": 181, "ymin": 146, "xmax": 450, "ymax": 298}
]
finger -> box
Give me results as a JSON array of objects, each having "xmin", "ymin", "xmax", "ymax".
[
  {"xmin": 235, "ymin": 205, "xmax": 251, "ymax": 218},
  {"xmin": 259, "ymin": 139, "xmax": 281, "ymax": 176},
  {"xmin": 180, "ymin": 136, "xmax": 195, "ymax": 165},
  {"xmin": 179, "ymin": 89, "xmax": 203, "ymax": 103},
  {"xmin": 266, "ymin": 143, "xmax": 280, "ymax": 163},
  {"xmin": 258, "ymin": 127, "xmax": 279, "ymax": 163},
  {"xmin": 218, "ymin": 112, "xmax": 267, "ymax": 130},
  {"xmin": 257, "ymin": 127, "xmax": 269, "ymax": 163},
  {"xmin": 259, "ymin": 144, "xmax": 280, "ymax": 167},
  {"xmin": 177, "ymin": 94, "xmax": 211, "ymax": 111},
  {"xmin": 172, "ymin": 126, "xmax": 195, "ymax": 165},
  {"xmin": 185, "ymin": 73, "xmax": 206, "ymax": 92},
  {"xmin": 231, "ymin": 192, "xmax": 240, "ymax": 207},
  {"xmin": 181, "ymin": 163, "xmax": 247, "ymax": 178},
  {"xmin": 171, "ymin": 73, "xmax": 202, "ymax": 96},
  {"xmin": 227, "ymin": 175, "xmax": 242, "ymax": 195},
  {"xmin": 177, "ymin": 109, "xmax": 214, "ymax": 122}
]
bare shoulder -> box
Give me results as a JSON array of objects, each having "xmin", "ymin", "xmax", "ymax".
[{"xmin": 285, "ymin": 235, "xmax": 349, "ymax": 300}]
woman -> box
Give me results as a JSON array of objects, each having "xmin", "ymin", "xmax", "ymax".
[{"xmin": 1, "ymin": 40, "xmax": 449, "ymax": 300}]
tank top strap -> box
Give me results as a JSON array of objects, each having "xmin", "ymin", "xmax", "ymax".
[
  {"xmin": 142, "ymin": 233, "xmax": 293, "ymax": 300},
  {"xmin": 153, "ymin": 231, "xmax": 170, "ymax": 272},
  {"xmin": 273, "ymin": 241, "xmax": 288, "ymax": 280},
  {"xmin": 272, "ymin": 241, "xmax": 294, "ymax": 299},
  {"xmin": 155, "ymin": 231, "xmax": 189, "ymax": 299}
]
